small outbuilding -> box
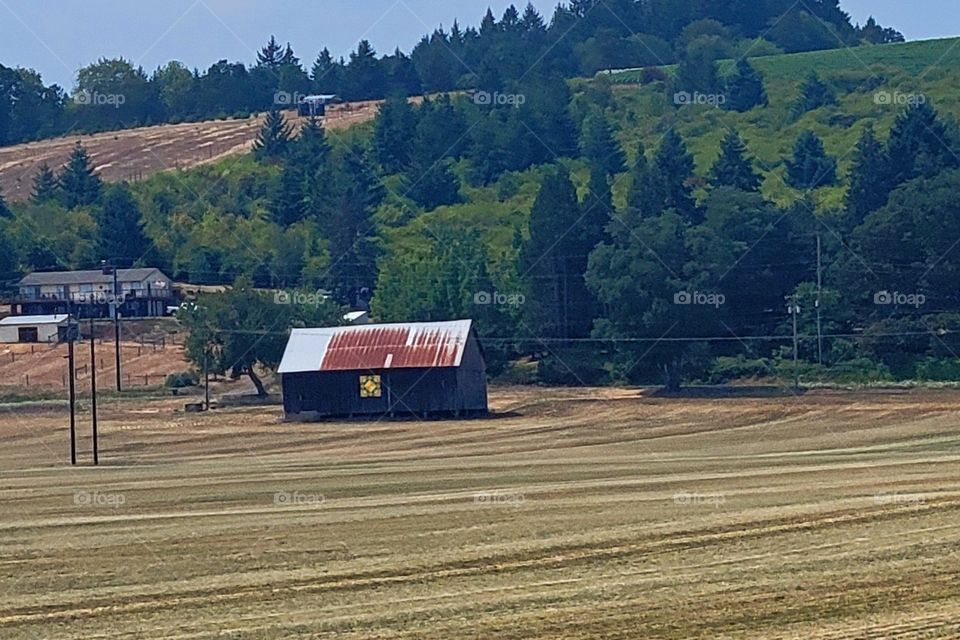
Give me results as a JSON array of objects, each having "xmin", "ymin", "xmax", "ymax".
[
  {"xmin": 0, "ymin": 314, "xmax": 70, "ymax": 343},
  {"xmin": 278, "ymin": 319, "xmax": 488, "ymax": 421}
]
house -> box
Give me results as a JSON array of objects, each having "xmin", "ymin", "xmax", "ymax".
[
  {"xmin": 297, "ymin": 94, "xmax": 337, "ymax": 117},
  {"xmin": 13, "ymin": 268, "xmax": 175, "ymax": 319},
  {"xmin": 0, "ymin": 315, "xmax": 70, "ymax": 343},
  {"xmin": 278, "ymin": 320, "xmax": 488, "ymax": 421}
]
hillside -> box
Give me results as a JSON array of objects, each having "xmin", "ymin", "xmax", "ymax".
[
  {"xmin": 602, "ymin": 37, "xmax": 960, "ymax": 209},
  {"xmin": 0, "ymin": 101, "xmax": 383, "ymax": 202}
]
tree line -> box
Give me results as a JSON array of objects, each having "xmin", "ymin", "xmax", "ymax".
[{"xmin": 0, "ymin": 0, "xmax": 900, "ymax": 146}]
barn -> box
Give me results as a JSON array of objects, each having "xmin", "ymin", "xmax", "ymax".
[{"xmin": 278, "ymin": 320, "xmax": 488, "ymax": 421}]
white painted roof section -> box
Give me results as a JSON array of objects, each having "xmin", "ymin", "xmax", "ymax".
[
  {"xmin": 277, "ymin": 329, "xmax": 333, "ymax": 374},
  {"xmin": 277, "ymin": 320, "xmax": 473, "ymax": 374},
  {"xmin": 0, "ymin": 314, "xmax": 69, "ymax": 326}
]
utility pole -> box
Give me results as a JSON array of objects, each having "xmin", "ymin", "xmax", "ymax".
[
  {"xmin": 816, "ymin": 232, "xmax": 823, "ymax": 366},
  {"xmin": 67, "ymin": 325, "xmax": 77, "ymax": 466},
  {"xmin": 203, "ymin": 349, "xmax": 210, "ymax": 411},
  {"xmin": 102, "ymin": 261, "xmax": 122, "ymax": 392},
  {"xmin": 89, "ymin": 318, "xmax": 99, "ymax": 466},
  {"xmin": 787, "ymin": 296, "xmax": 801, "ymax": 391}
]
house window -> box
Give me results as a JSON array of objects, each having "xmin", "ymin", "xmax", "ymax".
[{"xmin": 360, "ymin": 375, "xmax": 382, "ymax": 398}]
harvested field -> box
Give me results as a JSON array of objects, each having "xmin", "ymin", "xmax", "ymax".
[
  {"xmin": 1, "ymin": 386, "xmax": 959, "ymax": 638},
  {"xmin": 0, "ymin": 100, "xmax": 383, "ymax": 202}
]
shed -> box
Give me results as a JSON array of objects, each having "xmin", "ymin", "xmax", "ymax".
[
  {"xmin": 297, "ymin": 94, "xmax": 337, "ymax": 117},
  {"xmin": 278, "ymin": 320, "xmax": 488, "ymax": 421},
  {"xmin": 0, "ymin": 314, "xmax": 70, "ymax": 343}
]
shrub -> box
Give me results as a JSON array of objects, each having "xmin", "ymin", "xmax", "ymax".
[{"xmin": 165, "ymin": 371, "xmax": 199, "ymax": 389}]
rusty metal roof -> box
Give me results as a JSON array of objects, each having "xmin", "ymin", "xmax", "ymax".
[{"xmin": 278, "ymin": 320, "xmax": 474, "ymax": 374}]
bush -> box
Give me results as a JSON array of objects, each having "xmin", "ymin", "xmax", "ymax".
[
  {"xmin": 165, "ymin": 371, "xmax": 199, "ymax": 389},
  {"xmin": 707, "ymin": 356, "xmax": 773, "ymax": 384},
  {"xmin": 916, "ymin": 358, "xmax": 960, "ymax": 381}
]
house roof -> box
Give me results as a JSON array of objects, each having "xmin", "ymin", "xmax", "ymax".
[
  {"xmin": 0, "ymin": 314, "xmax": 70, "ymax": 326},
  {"xmin": 278, "ymin": 320, "xmax": 474, "ymax": 374},
  {"xmin": 19, "ymin": 268, "xmax": 169, "ymax": 287}
]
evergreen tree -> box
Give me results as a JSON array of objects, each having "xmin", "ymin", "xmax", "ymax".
[
  {"xmin": 626, "ymin": 142, "xmax": 667, "ymax": 216},
  {"xmin": 580, "ymin": 111, "xmax": 627, "ymax": 176},
  {"xmin": 324, "ymin": 143, "xmax": 384, "ymax": 307},
  {"xmin": 886, "ymin": 101, "xmax": 959, "ymax": 185},
  {"xmin": 253, "ymin": 109, "xmax": 293, "ymax": 162},
  {"xmin": 31, "ymin": 163, "xmax": 59, "ymax": 204},
  {"xmin": 311, "ymin": 48, "xmax": 342, "ymax": 94},
  {"xmin": 709, "ymin": 129, "xmax": 762, "ymax": 192},
  {"xmin": 59, "ymin": 142, "xmax": 102, "ymax": 209},
  {"xmin": 791, "ymin": 72, "xmax": 836, "ymax": 118},
  {"xmin": 257, "ymin": 36, "xmax": 285, "ymax": 69},
  {"xmin": 521, "ymin": 165, "xmax": 593, "ymax": 340},
  {"xmin": 405, "ymin": 156, "xmax": 462, "ymax": 211},
  {"xmin": 845, "ymin": 125, "xmax": 890, "ymax": 227},
  {"xmin": 373, "ymin": 92, "xmax": 416, "ymax": 173},
  {"xmin": 724, "ymin": 59, "xmax": 768, "ymax": 112},
  {"xmin": 785, "ymin": 130, "xmax": 837, "ymax": 189},
  {"xmin": 95, "ymin": 183, "xmax": 152, "ymax": 266},
  {"xmin": 581, "ymin": 167, "xmax": 614, "ymax": 256},
  {"xmin": 655, "ymin": 130, "xmax": 699, "ymax": 222}
]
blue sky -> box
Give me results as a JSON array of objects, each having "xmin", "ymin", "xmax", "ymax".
[{"xmin": 0, "ymin": 0, "xmax": 956, "ymax": 89}]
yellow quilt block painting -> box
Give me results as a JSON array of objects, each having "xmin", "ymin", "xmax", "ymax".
[{"xmin": 360, "ymin": 375, "xmax": 382, "ymax": 398}]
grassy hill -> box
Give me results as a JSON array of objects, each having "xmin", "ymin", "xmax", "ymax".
[{"xmin": 600, "ymin": 37, "xmax": 960, "ymax": 210}]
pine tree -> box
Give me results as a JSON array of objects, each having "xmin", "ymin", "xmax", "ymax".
[
  {"xmin": 655, "ymin": 130, "xmax": 699, "ymax": 222},
  {"xmin": 253, "ymin": 109, "xmax": 293, "ymax": 162},
  {"xmin": 95, "ymin": 183, "xmax": 152, "ymax": 266},
  {"xmin": 626, "ymin": 142, "xmax": 666, "ymax": 216},
  {"xmin": 324, "ymin": 143, "xmax": 384, "ymax": 306},
  {"xmin": 581, "ymin": 167, "xmax": 614, "ymax": 255},
  {"xmin": 257, "ymin": 36, "xmax": 285, "ymax": 69},
  {"xmin": 709, "ymin": 130, "xmax": 763, "ymax": 192},
  {"xmin": 31, "ymin": 163, "xmax": 59, "ymax": 204},
  {"xmin": 521, "ymin": 165, "xmax": 593, "ymax": 340},
  {"xmin": 886, "ymin": 101, "xmax": 959, "ymax": 185},
  {"xmin": 405, "ymin": 155, "xmax": 462, "ymax": 211},
  {"xmin": 373, "ymin": 92, "xmax": 416, "ymax": 173},
  {"xmin": 785, "ymin": 130, "xmax": 837, "ymax": 189},
  {"xmin": 724, "ymin": 59, "xmax": 768, "ymax": 112},
  {"xmin": 845, "ymin": 125, "xmax": 890, "ymax": 226},
  {"xmin": 791, "ymin": 72, "xmax": 836, "ymax": 118},
  {"xmin": 580, "ymin": 111, "xmax": 627, "ymax": 176},
  {"xmin": 59, "ymin": 142, "xmax": 102, "ymax": 209}
]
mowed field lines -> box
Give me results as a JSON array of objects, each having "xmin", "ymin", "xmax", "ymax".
[{"xmin": 2, "ymin": 387, "xmax": 960, "ymax": 638}]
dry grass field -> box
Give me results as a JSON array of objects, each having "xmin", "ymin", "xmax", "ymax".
[
  {"xmin": 2, "ymin": 386, "xmax": 959, "ymax": 638},
  {"xmin": 0, "ymin": 101, "xmax": 384, "ymax": 202}
]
